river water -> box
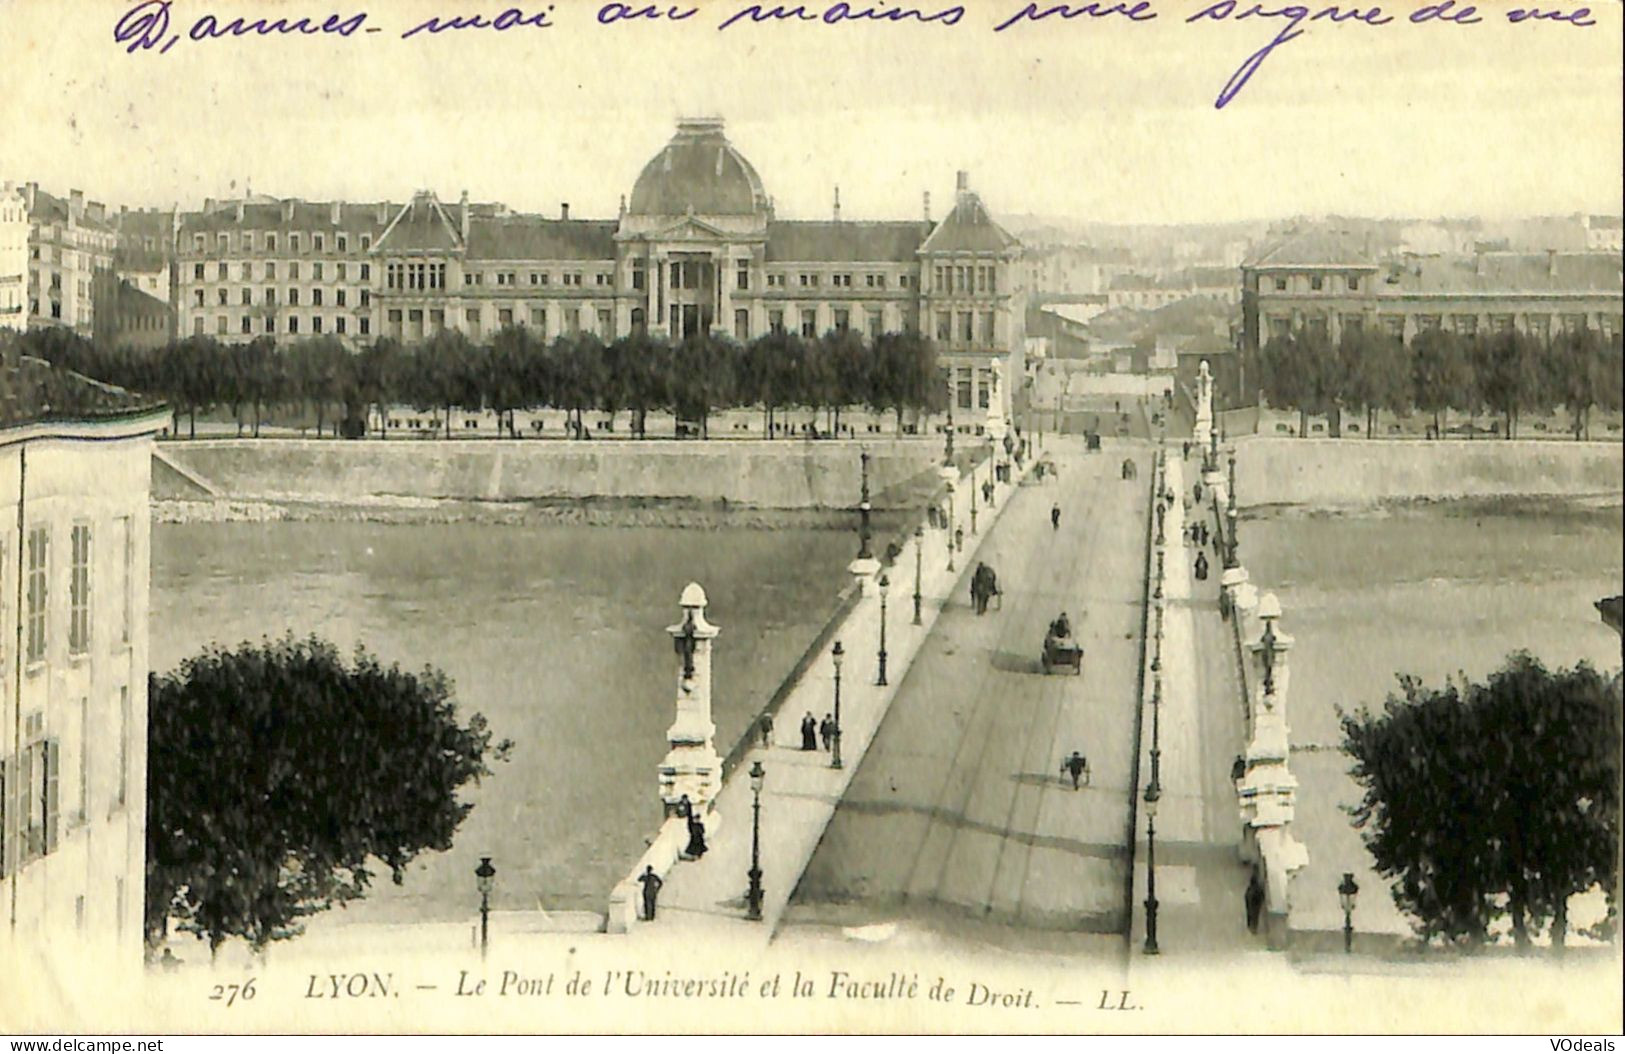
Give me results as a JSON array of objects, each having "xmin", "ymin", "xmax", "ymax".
[
  {"xmin": 1240, "ymin": 496, "xmax": 1624, "ymax": 934},
  {"xmin": 151, "ymin": 521, "xmax": 857, "ymax": 923}
]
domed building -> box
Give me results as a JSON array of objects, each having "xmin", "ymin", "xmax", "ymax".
[{"xmin": 174, "ymin": 116, "xmax": 1025, "ymax": 421}]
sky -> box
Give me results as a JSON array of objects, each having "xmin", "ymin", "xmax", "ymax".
[{"xmin": 4, "ymin": 0, "xmax": 1622, "ymax": 226}]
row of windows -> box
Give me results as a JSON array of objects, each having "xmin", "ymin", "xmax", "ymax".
[
  {"xmin": 190, "ymin": 231, "xmax": 374, "ymax": 255},
  {"xmin": 935, "ymin": 310, "xmax": 998, "ymax": 345},
  {"xmin": 193, "ymin": 286, "xmax": 368, "ymax": 309},
  {"xmin": 192, "ymin": 260, "xmax": 372, "ymax": 284},
  {"xmin": 932, "ymin": 264, "xmax": 999, "ymax": 295},
  {"xmin": 1266, "ymin": 272, "xmax": 1361, "ymax": 294},
  {"xmin": 384, "ymin": 305, "xmax": 613, "ymax": 334},
  {"xmin": 192, "ymin": 314, "xmax": 368, "ymax": 337},
  {"xmin": 7, "ymin": 522, "xmax": 131, "ymax": 669},
  {"xmin": 1268, "ymin": 312, "xmax": 1619, "ymax": 341}
]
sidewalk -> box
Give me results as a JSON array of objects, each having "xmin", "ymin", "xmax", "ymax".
[
  {"xmin": 1131, "ymin": 453, "xmax": 1260, "ymax": 964},
  {"xmin": 640, "ymin": 444, "xmax": 1033, "ymax": 940}
]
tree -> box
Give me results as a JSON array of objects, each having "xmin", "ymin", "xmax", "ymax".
[
  {"xmin": 1340, "ymin": 327, "xmax": 1407, "ymax": 439},
  {"xmin": 1259, "ymin": 334, "xmax": 1311, "ymax": 436},
  {"xmin": 145, "ymin": 636, "xmax": 512, "ymax": 956},
  {"xmin": 1546, "ymin": 327, "xmax": 1604, "ymax": 440},
  {"xmin": 1475, "ymin": 329, "xmax": 1546, "ymax": 439},
  {"xmin": 1411, "ymin": 328, "xmax": 1474, "ymax": 439},
  {"xmin": 1340, "ymin": 654, "xmax": 1620, "ymax": 951}
]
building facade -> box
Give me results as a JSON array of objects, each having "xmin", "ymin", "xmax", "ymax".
[
  {"xmin": 21, "ymin": 185, "xmax": 117, "ymax": 336},
  {"xmin": 1241, "ymin": 230, "xmax": 1625, "ymax": 354},
  {"xmin": 0, "ymin": 185, "xmax": 26, "ymax": 333},
  {"xmin": 166, "ymin": 118, "xmax": 1026, "ymax": 416},
  {"xmin": 0, "ymin": 352, "xmax": 166, "ymax": 969}
]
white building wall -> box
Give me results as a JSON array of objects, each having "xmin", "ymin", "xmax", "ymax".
[{"xmin": 0, "ymin": 188, "xmax": 28, "ymax": 332}]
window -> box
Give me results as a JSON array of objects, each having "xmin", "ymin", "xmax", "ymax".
[
  {"xmin": 290, "ymin": 234, "xmax": 301, "ymax": 253},
  {"xmin": 336, "ymin": 317, "xmax": 347, "ymax": 334},
  {"xmin": 867, "ymin": 309, "xmax": 882, "ymax": 339},
  {"xmin": 217, "ymin": 288, "xmax": 228, "ymax": 306},
  {"xmin": 18, "ymin": 733, "xmax": 60, "ymax": 859},
  {"xmin": 596, "ymin": 273, "xmax": 611, "ymax": 287},
  {"xmin": 243, "ymin": 232, "xmax": 254, "ymax": 252},
  {"xmin": 266, "ymin": 233, "xmax": 277, "ymax": 251},
  {"xmin": 1274, "ymin": 277, "xmax": 1287, "ymax": 292},
  {"xmin": 193, "ymin": 290, "xmax": 205, "ymax": 308},
  {"xmin": 466, "ymin": 271, "xmax": 482, "ymax": 287},
  {"xmin": 630, "ymin": 262, "xmax": 644, "ymax": 290},
  {"xmin": 937, "ymin": 313, "xmax": 951, "ymax": 342},
  {"xmin": 26, "ymin": 527, "xmax": 48, "ymax": 664},
  {"xmin": 799, "ymin": 273, "xmax": 818, "ymax": 288},
  {"xmin": 288, "ymin": 316, "xmax": 299, "ymax": 334},
  {"xmin": 1311, "ymin": 275, "xmax": 1324, "ymax": 291},
  {"xmin": 266, "ymin": 316, "xmax": 276, "ymax": 333},
  {"xmin": 980, "ymin": 311, "xmax": 994, "ymax": 343},
  {"xmin": 960, "ymin": 311, "xmax": 974, "ymax": 342},
  {"xmin": 800, "ymin": 309, "xmax": 817, "ymax": 338},
  {"xmin": 1453, "ymin": 314, "xmax": 1478, "ymax": 336},
  {"xmin": 240, "ymin": 263, "xmax": 251, "ymax": 281},
  {"xmin": 498, "ymin": 308, "xmax": 514, "ymax": 327},
  {"xmin": 466, "ymin": 308, "xmax": 480, "ymax": 325},
  {"xmin": 264, "ymin": 287, "xmax": 276, "ymax": 305},
  {"xmin": 767, "ymin": 273, "xmax": 784, "ymax": 288},
  {"xmin": 360, "ymin": 263, "xmax": 371, "ymax": 281},
  {"xmin": 314, "ymin": 234, "xmax": 325, "ymax": 253},
  {"xmin": 337, "ymin": 234, "xmax": 348, "ymax": 252},
  {"xmin": 242, "ymin": 315, "xmax": 252, "ymax": 334},
  {"xmin": 193, "ymin": 234, "xmax": 205, "ymax": 252},
  {"xmin": 360, "ymin": 289, "xmax": 370, "ymax": 307},
  {"xmin": 833, "ymin": 273, "xmax": 852, "ymax": 288},
  {"xmin": 530, "ymin": 307, "xmax": 547, "ymax": 328},
  {"xmin": 360, "ymin": 235, "xmax": 371, "ymax": 251},
  {"xmin": 313, "ymin": 262, "xmax": 324, "ymax": 281},
  {"xmin": 1382, "ymin": 315, "xmax": 1405, "ymax": 338},
  {"xmin": 289, "ymin": 288, "xmax": 300, "ymax": 306},
  {"xmin": 193, "ymin": 263, "xmax": 205, "ymax": 281},
  {"xmin": 1341, "ymin": 314, "xmax": 1364, "ymax": 336},
  {"xmin": 734, "ymin": 308, "xmax": 750, "ymax": 340},
  {"xmin": 598, "ymin": 308, "xmax": 613, "ymax": 337},
  {"xmin": 77, "ymin": 697, "xmax": 88, "ymax": 822},
  {"xmin": 336, "ymin": 262, "xmax": 347, "ymax": 281},
  {"xmin": 359, "ymin": 317, "xmax": 370, "ymax": 335},
  {"xmin": 290, "ymin": 262, "xmax": 301, "ymax": 280},
  {"xmin": 768, "ymin": 310, "xmax": 784, "ymax": 334},
  {"xmin": 312, "ymin": 316, "xmax": 324, "ymax": 334},
  {"xmin": 565, "ymin": 273, "xmax": 583, "ymax": 287},
  {"xmin": 899, "ymin": 275, "xmax": 911, "ymax": 289},
  {"xmin": 312, "ymin": 289, "xmax": 323, "ymax": 306},
  {"xmin": 193, "ymin": 317, "xmax": 203, "ymax": 335},
  {"xmin": 834, "ymin": 308, "xmax": 850, "ymax": 332},
  {"xmin": 736, "ymin": 262, "xmax": 750, "ymax": 291},
  {"xmin": 336, "ymin": 289, "xmax": 347, "ymax": 307},
  {"xmin": 1348, "ymin": 275, "xmax": 1360, "ymax": 292},
  {"xmin": 267, "ymin": 261, "xmax": 277, "ymax": 280}
]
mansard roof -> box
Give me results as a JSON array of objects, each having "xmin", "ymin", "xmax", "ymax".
[
  {"xmin": 375, "ymin": 193, "xmax": 464, "ymax": 252},
  {"xmin": 178, "ymin": 200, "xmax": 393, "ymax": 235},
  {"xmin": 466, "ymin": 217, "xmax": 618, "ymax": 261},
  {"xmin": 1245, "ymin": 230, "xmax": 1376, "ymax": 269},
  {"xmin": 764, "ymin": 220, "xmax": 930, "ymax": 263}
]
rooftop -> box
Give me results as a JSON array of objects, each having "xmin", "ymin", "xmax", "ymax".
[
  {"xmin": 0, "ymin": 354, "xmax": 166, "ymax": 432},
  {"xmin": 763, "ymin": 220, "xmax": 930, "ymax": 263},
  {"xmin": 628, "ymin": 118, "xmax": 770, "ymax": 218},
  {"xmin": 920, "ymin": 176, "xmax": 1019, "ymax": 255}
]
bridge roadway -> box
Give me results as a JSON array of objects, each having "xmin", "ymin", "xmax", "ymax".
[{"xmin": 785, "ymin": 439, "xmax": 1150, "ymax": 937}]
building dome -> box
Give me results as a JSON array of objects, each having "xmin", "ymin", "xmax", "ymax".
[{"xmin": 628, "ymin": 118, "xmax": 769, "ymax": 217}]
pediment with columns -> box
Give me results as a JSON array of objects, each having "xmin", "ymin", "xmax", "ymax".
[{"xmin": 616, "ymin": 211, "xmax": 767, "ymax": 244}]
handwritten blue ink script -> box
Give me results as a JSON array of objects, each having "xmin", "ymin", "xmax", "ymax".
[{"xmin": 112, "ymin": 0, "xmax": 1600, "ymax": 109}]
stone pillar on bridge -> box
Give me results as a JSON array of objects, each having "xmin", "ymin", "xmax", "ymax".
[
  {"xmin": 1192, "ymin": 359, "xmax": 1214, "ymax": 458},
  {"xmin": 659, "ymin": 582, "xmax": 723, "ymax": 817},
  {"xmin": 1237, "ymin": 591, "xmax": 1309, "ymax": 950}
]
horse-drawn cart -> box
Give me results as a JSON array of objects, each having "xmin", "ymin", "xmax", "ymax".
[{"xmin": 1041, "ymin": 631, "xmax": 1083, "ymax": 676}]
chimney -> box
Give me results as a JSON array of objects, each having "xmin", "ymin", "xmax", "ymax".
[
  {"xmin": 923, "ymin": 191, "xmax": 931, "ymax": 223},
  {"xmin": 282, "ymin": 199, "xmax": 294, "ymax": 223},
  {"xmin": 88, "ymin": 201, "xmax": 106, "ymax": 223},
  {"xmin": 460, "ymin": 190, "xmax": 470, "ymax": 241},
  {"xmin": 25, "ymin": 182, "xmax": 36, "ymax": 212},
  {"xmin": 618, "ymin": 194, "xmax": 627, "ymax": 218},
  {"xmin": 205, "ymin": 197, "xmax": 217, "ymax": 215},
  {"xmin": 561, "ymin": 202, "xmax": 570, "ymax": 221},
  {"xmin": 235, "ymin": 201, "xmax": 244, "ymax": 222},
  {"xmin": 376, "ymin": 201, "xmax": 388, "ymax": 225},
  {"xmin": 1547, "ymin": 248, "xmax": 1557, "ymax": 277},
  {"xmin": 69, "ymin": 189, "xmax": 84, "ymax": 220},
  {"xmin": 956, "ymin": 170, "xmax": 969, "ymax": 193},
  {"xmin": 330, "ymin": 201, "xmax": 341, "ymax": 225},
  {"xmin": 1475, "ymin": 248, "xmax": 1485, "ymax": 276},
  {"xmin": 833, "ymin": 185, "xmax": 841, "ymax": 222}
]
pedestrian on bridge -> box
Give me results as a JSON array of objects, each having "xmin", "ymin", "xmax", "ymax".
[
  {"xmin": 1195, "ymin": 550, "xmax": 1210, "ymax": 581},
  {"xmin": 819, "ymin": 713, "xmax": 835, "ymax": 751},
  {"xmin": 638, "ymin": 866, "xmax": 664, "ymax": 921},
  {"xmin": 1051, "ymin": 503, "xmax": 1061, "ymax": 531},
  {"xmin": 1061, "ymin": 751, "xmax": 1090, "ymax": 790},
  {"xmin": 759, "ymin": 712, "xmax": 775, "ymax": 748},
  {"xmin": 800, "ymin": 712, "xmax": 818, "ymax": 751}
]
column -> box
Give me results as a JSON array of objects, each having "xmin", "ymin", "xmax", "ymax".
[{"xmin": 658, "ymin": 583, "xmax": 723, "ymax": 816}]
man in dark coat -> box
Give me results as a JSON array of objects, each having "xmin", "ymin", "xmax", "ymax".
[
  {"xmin": 684, "ymin": 811, "xmax": 707, "ymax": 859},
  {"xmin": 1051, "ymin": 504, "xmax": 1061, "ymax": 531},
  {"xmin": 819, "ymin": 713, "xmax": 835, "ymax": 750},
  {"xmin": 638, "ymin": 866, "xmax": 664, "ymax": 921},
  {"xmin": 800, "ymin": 712, "xmax": 818, "ymax": 751},
  {"xmin": 1245, "ymin": 870, "xmax": 1265, "ymax": 934},
  {"xmin": 1061, "ymin": 751, "xmax": 1089, "ymax": 790},
  {"xmin": 1195, "ymin": 550, "xmax": 1209, "ymax": 581},
  {"xmin": 759, "ymin": 712, "xmax": 774, "ymax": 748}
]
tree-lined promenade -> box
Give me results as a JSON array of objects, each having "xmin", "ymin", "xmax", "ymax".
[
  {"xmin": 2, "ymin": 325, "xmax": 948, "ymax": 440},
  {"xmin": 1250, "ymin": 326, "xmax": 1625, "ymax": 440}
]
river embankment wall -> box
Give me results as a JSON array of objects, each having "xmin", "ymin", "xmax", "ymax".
[
  {"xmin": 1233, "ymin": 437, "xmax": 1624, "ymax": 508},
  {"xmin": 153, "ymin": 438, "xmax": 942, "ymax": 509}
]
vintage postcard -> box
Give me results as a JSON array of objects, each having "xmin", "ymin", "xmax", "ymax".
[{"xmin": 0, "ymin": 0, "xmax": 1621, "ymax": 1037}]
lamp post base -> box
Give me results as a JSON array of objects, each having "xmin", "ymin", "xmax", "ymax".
[{"xmin": 747, "ymin": 869, "xmax": 764, "ymax": 921}]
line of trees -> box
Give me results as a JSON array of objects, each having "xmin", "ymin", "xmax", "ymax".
[
  {"xmin": 1, "ymin": 324, "xmax": 949, "ymax": 440},
  {"xmin": 1246, "ymin": 326, "xmax": 1625, "ymax": 440}
]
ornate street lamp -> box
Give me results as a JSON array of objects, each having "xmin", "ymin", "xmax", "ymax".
[
  {"xmin": 1260, "ymin": 616, "xmax": 1279, "ymax": 697},
  {"xmin": 1150, "ymin": 675, "xmax": 1162, "ymax": 788},
  {"xmin": 876, "ymin": 573, "xmax": 890, "ymax": 686},
  {"xmin": 830, "ymin": 641, "xmax": 845, "ymax": 770},
  {"xmin": 944, "ymin": 374, "xmax": 956, "ymax": 467},
  {"xmin": 474, "ymin": 856, "xmax": 496, "ymax": 958},
  {"xmin": 1338, "ymin": 872, "xmax": 1360, "ymax": 953},
  {"xmin": 912, "ymin": 524, "xmax": 924, "ymax": 625},
  {"xmin": 1143, "ymin": 781, "xmax": 1161, "ymax": 955},
  {"xmin": 969, "ymin": 465, "xmax": 979, "ymax": 535},
  {"xmin": 945, "ymin": 481, "xmax": 957, "ymax": 573},
  {"xmin": 857, "ymin": 448, "xmax": 873, "ymax": 561},
  {"xmin": 746, "ymin": 761, "xmax": 766, "ymax": 921}
]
